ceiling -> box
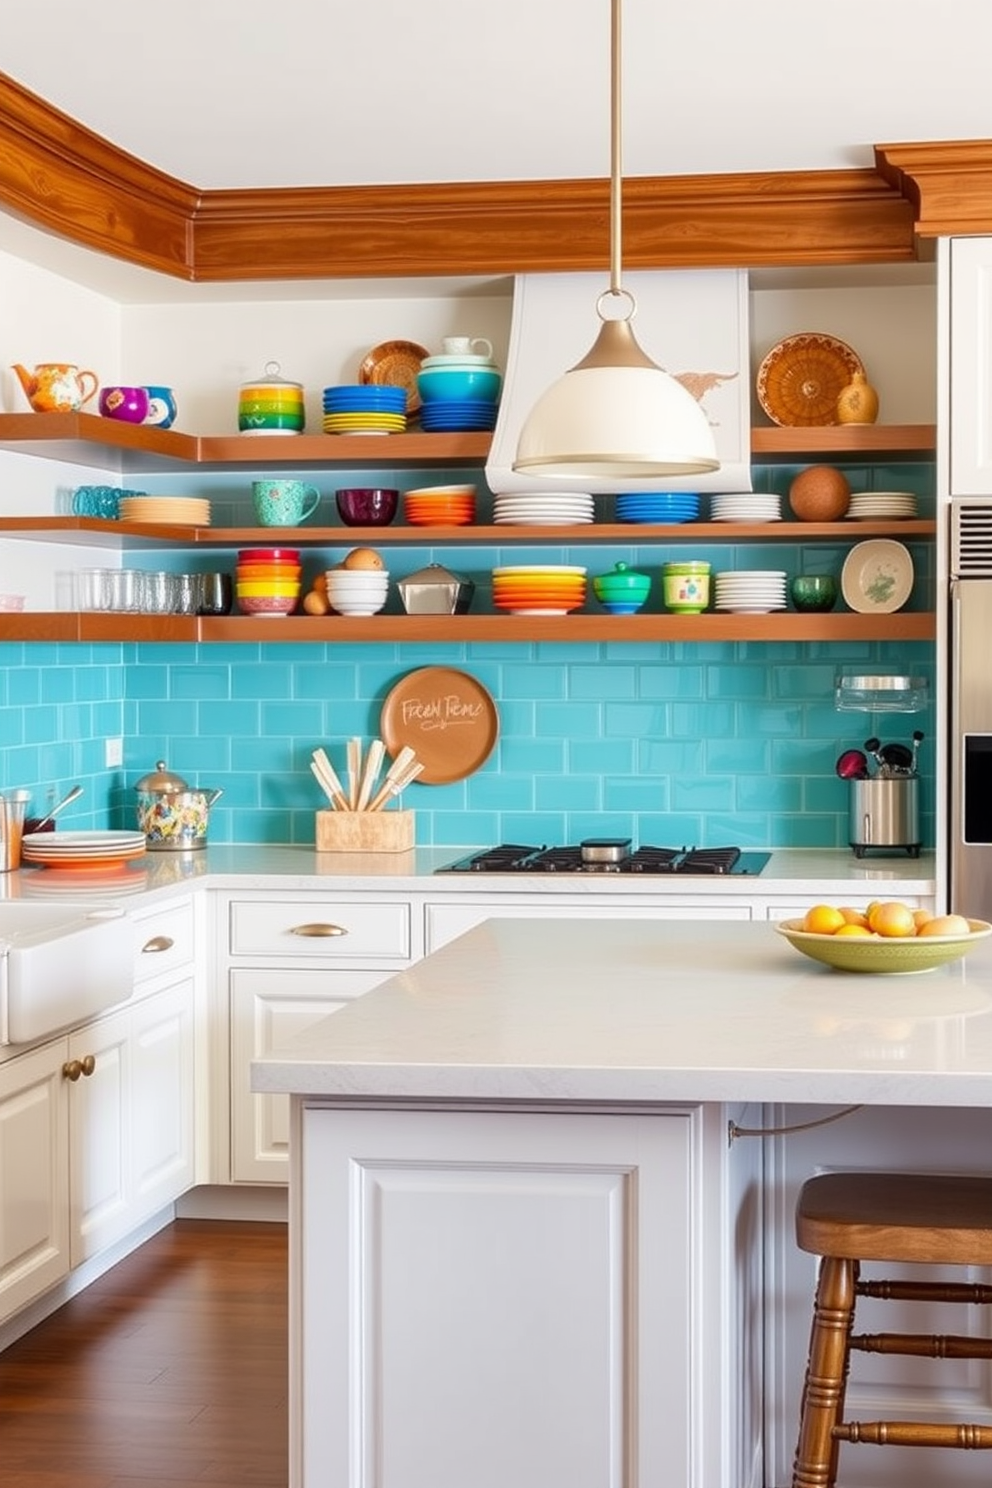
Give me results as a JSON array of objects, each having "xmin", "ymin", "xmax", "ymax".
[{"xmin": 2, "ymin": 0, "xmax": 991, "ymax": 193}]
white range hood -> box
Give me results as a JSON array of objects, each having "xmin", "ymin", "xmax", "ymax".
[{"xmin": 486, "ymin": 268, "xmax": 752, "ymax": 495}]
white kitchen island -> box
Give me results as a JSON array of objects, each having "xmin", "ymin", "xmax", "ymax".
[{"xmin": 253, "ymin": 917, "xmax": 992, "ymax": 1488}]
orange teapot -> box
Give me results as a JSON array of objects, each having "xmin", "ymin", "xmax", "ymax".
[{"xmin": 12, "ymin": 362, "xmax": 99, "ymax": 413}]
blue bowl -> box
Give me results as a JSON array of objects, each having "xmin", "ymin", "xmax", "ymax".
[{"xmin": 417, "ymin": 367, "xmax": 502, "ymax": 403}]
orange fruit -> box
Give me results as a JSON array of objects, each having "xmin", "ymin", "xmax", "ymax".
[
  {"xmin": 311, "ymin": 572, "xmax": 329, "ymax": 594},
  {"xmin": 342, "ymin": 546, "xmax": 385, "ymax": 571},
  {"xmin": 802, "ymin": 904, "xmax": 846, "ymax": 935},
  {"xmin": 912, "ymin": 908, "xmax": 933, "ymax": 931},
  {"xmin": 838, "ymin": 906, "xmax": 869, "ymax": 929},
  {"xmin": 302, "ymin": 589, "xmax": 330, "ymax": 615},
  {"xmin": 867, "ymin": 901, "xmax": 918, "ymax": 938},
  {"xmin": 917, "ymin": 913, "xmax": 972, "ymax": 938},
  {"xmin": 834, "ymin": 923, "xmax": 874, "ymax": 938}
]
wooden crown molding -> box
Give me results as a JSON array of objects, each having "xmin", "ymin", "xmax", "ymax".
[{"xmin": 0, "ymin": 70, "xmax": 987, "ymax": 283}]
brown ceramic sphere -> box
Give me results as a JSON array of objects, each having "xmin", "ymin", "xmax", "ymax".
[{"xmin": 788, "ymin": 465, "xmax": 851, "ymax": 522}]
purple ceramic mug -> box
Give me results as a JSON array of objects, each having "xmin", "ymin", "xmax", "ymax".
[{"xmin": 99, "ymin": 385, "xmax": 150, "ymax": 423}]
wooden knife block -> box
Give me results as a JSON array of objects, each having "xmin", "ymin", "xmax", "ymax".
[{"xmin": 315, "ymin": 809, "xmax": 415, "ymax": 853}]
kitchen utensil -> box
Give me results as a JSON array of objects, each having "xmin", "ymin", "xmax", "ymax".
[
  {"xmin": 879, "ymin": 742, "xmax": 914, "ymax": 773},
  {"xmin": 99, "ymin": 385, "xmax": 150, "ymax": 423},
  {"xmin": 397, "ymin": 562, "xmax": 475, "ymax": 615},
  {"xmin": 864, "ymin": 737, "xmax": 884, "ymax": 772},
  {"xmin": 841, "ymin": 540, "xmax": 914, "ymax": 614},
  {"xmin": 356, "ymin": 739, "xmax": 385, "ymax": 812},
  {"xmin": 835, "ymin": 749, "xmax": 868, "ymax": 780},
  {"xmin": 0, "ymin": 790, "xmax": 28, "ymax": 871},
  {"xmin": 311, "ymin": 748, "xmax": 351, "ymax": 811},
  {"xmin": 29, "ymin": 783, "xmax": 83, "ymax": 832},
  {"xmin": 346, "ymin": 737, "xmax": 362, "ymax": 810},
  {"xmin": 134, "ymin": 760, "xmax": 223, "ymax": 850},
  {"xmin": 367, "ymin": 759, "xmax": 425, "ymax": 811},
  {"xmin": 910, "ymin": 729, "xmax": 925, "ymax": 772}
]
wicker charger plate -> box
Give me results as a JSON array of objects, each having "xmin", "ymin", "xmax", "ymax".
[
  {"xmin": 756, "ymin": 332, "xmax": 864, "ymax": 426},
  {"xmin": 358, "ymin": 339, "xmax": 430, "ymax": 415}
]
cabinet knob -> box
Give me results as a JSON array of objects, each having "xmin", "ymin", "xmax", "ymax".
[
  {"xmin": 62, "ymin": 1054, "xmax": 96, "ymax": 1081},
  {"xmin": 142, "ymin": 935, "xmax": 175, "ymax": 954},
  {"xmin": 289, "ymin": 923, "xmax": 348, "ymax": 938}
]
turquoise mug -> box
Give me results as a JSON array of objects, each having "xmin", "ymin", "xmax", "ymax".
[
  {"xmin": 252, "ymin": 479, "xmax": 320, "ymax": 526},
  {"xmin": 143, "ymin": 385, "xmax": 177, "ymax": 429}
]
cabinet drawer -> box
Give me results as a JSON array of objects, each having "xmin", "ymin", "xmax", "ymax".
[
  {"xmin": 132, "ymin": 898, "xmax": 196, "ymax": 983},
  {"xmin": 228, "ymin": 898, "xmax": 411, "ymax": 960}
]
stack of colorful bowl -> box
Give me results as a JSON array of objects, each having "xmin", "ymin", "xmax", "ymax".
[
  {"xmin": 614, "ymin": 492, "xmax": 700, "ymax": 524},
  {"xmin": 322, "ymin": 385, "xmax": 407, "ymax": 435},
  {"xmin": 238, "ymin": 364, "xmax": 306, "ymax": 436},
  {"xmin": 404, "ymin": 484, "xmax": 477, "ymax": 525},
  {"xmin": 491, "ymin": 565, "xmax": 588, "ymax": 616},
  {"xmin": 416, "ymin": 355, "xmax": 502, "ymax": 432},
  {"xmin": 235, "ymin": 547, "xmax": 302, "ymax": 616}
]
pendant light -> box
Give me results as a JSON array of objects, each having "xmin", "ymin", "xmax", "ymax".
[{"xmin": 513, "ymin": 0, "xmax": 720, "ymax": 481}]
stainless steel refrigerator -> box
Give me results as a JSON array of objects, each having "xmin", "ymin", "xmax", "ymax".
[{"xmin": 949, "ymin": 498, "xmax": 992, "ymax": 918}]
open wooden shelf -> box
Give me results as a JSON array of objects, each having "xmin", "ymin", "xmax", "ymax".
[
  {"xmin": 0, "ymin": 413, "xmax": 937, "ymax": 470},
  {"xmin": 0, "ymin": 610, "xmax": 936, "ymax": 644}
]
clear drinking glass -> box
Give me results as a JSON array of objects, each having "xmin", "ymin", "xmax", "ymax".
[{"xmin": 138, "ymin": 571, "xmax": 176, "ymax": 614}]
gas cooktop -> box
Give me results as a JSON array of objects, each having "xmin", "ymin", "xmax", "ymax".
[{"xmin": 437, "ymin": 843, "xmax": 771, "ymax": 876}]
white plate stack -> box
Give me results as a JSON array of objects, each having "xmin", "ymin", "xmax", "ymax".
[
  {"xmin": 492, "ymin": 492, "xmax": 594, "ymax": 525},
  {"xmin": 714, "ymin": 569, "xmax": 788, "ymax": 613},
  {"xmin": 709, "ymin": 492, "xmax": 782, "ymax": 522},
  {"xmin": 846, "ymin": 491, "xmax": 918, "ymax": 520}
]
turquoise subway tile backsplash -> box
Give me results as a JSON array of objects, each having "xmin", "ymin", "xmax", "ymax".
[{"xmin": 0, "ymin": 635, "xmax": 935, "ymax": 851}]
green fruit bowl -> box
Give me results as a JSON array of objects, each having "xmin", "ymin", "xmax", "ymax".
[{"xmin": 775, "ymin": 918, "xmax": 992, "ymax": 974}]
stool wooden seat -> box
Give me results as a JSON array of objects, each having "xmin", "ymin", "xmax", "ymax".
[{"xmin": 791, "ymin": 1171, "xmax": 992, "ymax": 1488}]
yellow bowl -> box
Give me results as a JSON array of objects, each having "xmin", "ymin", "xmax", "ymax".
[
  {"xmin": 236, "ymin": 580, "xmax": 301, "ymax": 598},
  {"xmin": 775, "ymin": 918, "xmax": 992, "ymax": 974}
]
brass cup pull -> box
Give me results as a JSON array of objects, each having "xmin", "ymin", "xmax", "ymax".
[
  {"xmin": 142, "ymin": 935, "xmax": 175, "ymax": 954},
  {"xmin": 289, "ymin": 923, "xmax": 348, "ymax": 938},
  {"xmin": 63, "ymin": 1054, "xmax": 96, "ymax": 1081}
]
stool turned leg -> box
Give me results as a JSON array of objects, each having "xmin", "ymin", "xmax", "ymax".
[{"xmin": 791, "ymin": 1256, "xmax": 857, "ymax": 1488}]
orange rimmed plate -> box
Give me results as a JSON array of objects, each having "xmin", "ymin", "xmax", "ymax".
[{"xmin": 756, "ymin": 333, "xmax": 864, "ymax": 427}]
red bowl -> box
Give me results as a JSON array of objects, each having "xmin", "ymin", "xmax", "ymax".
[{"xmin": 238, "ymin": 548, "xmax": 301, "ymax": 562}]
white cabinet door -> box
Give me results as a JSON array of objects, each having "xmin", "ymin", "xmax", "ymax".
[
  {"xmin": 130, "ymin": 977, "xmax": 196, "ymax": 1222},
  {"xmin": 950, "ymin": 236, "xmax": 992, "ymax": 494},
  {"xmin": 298, "ymin": 1105, "xmax": 699, "ymax": 1488},
  {"xmin": 229, "ymin": 968, "xmax": 385, "ymax": 1183},
  {"xmin": 68, "ymin": 1007, "xmax": 130, "ymax": 1265},
  {"xmin": 0, "ymin": 1040, "xmax": 69, "ymax": 1320}
]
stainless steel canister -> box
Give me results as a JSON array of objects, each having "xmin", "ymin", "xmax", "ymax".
[{"xmin": 849, "ymin": 777, "xmax": 920, "ymax": 857}]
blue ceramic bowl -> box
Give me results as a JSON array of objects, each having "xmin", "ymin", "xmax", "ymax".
[{"xmin": 417, "ymin": 367, "xmax": 502, "ymax": 404}]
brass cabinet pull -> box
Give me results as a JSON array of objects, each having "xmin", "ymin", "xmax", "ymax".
[
  {"xmin": 142, "ymin": 935, "xmax": 175, "ymax": 954},
  {"xmin": 289, "ymin": 923, "xmax": 348, "ymax": 938},
  {"xmin": 63, "ymin": 1054, "xmax": 96, "ymax": 1081}
]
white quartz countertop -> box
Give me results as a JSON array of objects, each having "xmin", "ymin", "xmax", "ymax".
[
  {"xmin": 252, "ymin": 917, "xmax": 992, "ymax": 1108},
  {"xmin": 0, "ymin": 844, "xmax": 937, "ymax": 903}
]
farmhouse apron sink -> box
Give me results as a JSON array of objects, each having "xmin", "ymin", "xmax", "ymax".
[{"xmin": 0, "ymin": 901, "xmax": 132, "ymax": 1044}]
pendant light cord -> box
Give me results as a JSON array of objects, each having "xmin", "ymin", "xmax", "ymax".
[{"xmin": 609, "ymin": 0, "xmax": 623, "ymax": 299}]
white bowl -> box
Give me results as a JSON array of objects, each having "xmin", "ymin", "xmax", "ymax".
[{"xmin": 329, "ymin": 598, "xmax": 387, "ymax": 616}]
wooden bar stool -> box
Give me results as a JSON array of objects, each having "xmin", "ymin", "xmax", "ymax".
[{"xmin": 791, "ymin": 1170, "xmax": 992, "ymax": 1488}]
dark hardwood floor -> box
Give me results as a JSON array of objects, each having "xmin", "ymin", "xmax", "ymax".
[{"xmin": 0, "ymin": 1220, "xmax": 288, "ymax": 1488}]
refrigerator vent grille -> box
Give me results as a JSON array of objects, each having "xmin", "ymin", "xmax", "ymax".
[{"xmin": 952, "ymin": 500, "xmax": 992, "ymax": 576}]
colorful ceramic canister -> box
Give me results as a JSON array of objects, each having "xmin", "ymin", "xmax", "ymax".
[
  {"xmin": 238, "ymin": 360, "xmax": 305, "ymax": 434},
  {"xmin": 662, "ymin": 561, "xmax": 711, "ymax": 613},
  {"xmin": 142, "ymin": 385, "xmax": 178, "ymax": 428}
]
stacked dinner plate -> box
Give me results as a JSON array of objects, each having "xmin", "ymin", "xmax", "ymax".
[
  {"xmin": 119, "ymin": 495, "xmax": 211, "ymax": 526},
  {"xmin": 21, "ymin": 829, "xmax": 147, "ymax": 872},
  {"xmin": 713, "ymin": 569, "xmax": 788, "ymax": 613},
  {"xmin": 492, "ymin": 492, "xmax": 594, "ymax": 526},
  {"xmin": 615, "ymin": 492, "xmax": 699, "ymax": 524},
  {"xmin": 847, "ymin": 490, "xmax": 918, "ymax": 520},
  {"xmin": 491, "ymin": 565, "xmax": 587, "ymax": 616},
  {"xmin": 322, "ymin": 384, "xmax": 408, "ymax": 435},
  {"xmin": 710, "ymin": 492, "xmax": 782, "ymax": 522},
  {"xmin": 404, "ymin": 485, "xmax": 477, "ymax": 525}
]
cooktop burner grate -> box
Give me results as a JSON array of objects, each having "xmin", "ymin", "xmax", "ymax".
[{"xmin": 437, "ymin": 844, "xmax": 771, "ymax": 875}]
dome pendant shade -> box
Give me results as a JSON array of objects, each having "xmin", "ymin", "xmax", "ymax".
[{"xmin": 514, "ymin": 315, "xmax": 720, "ymax": 480}]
